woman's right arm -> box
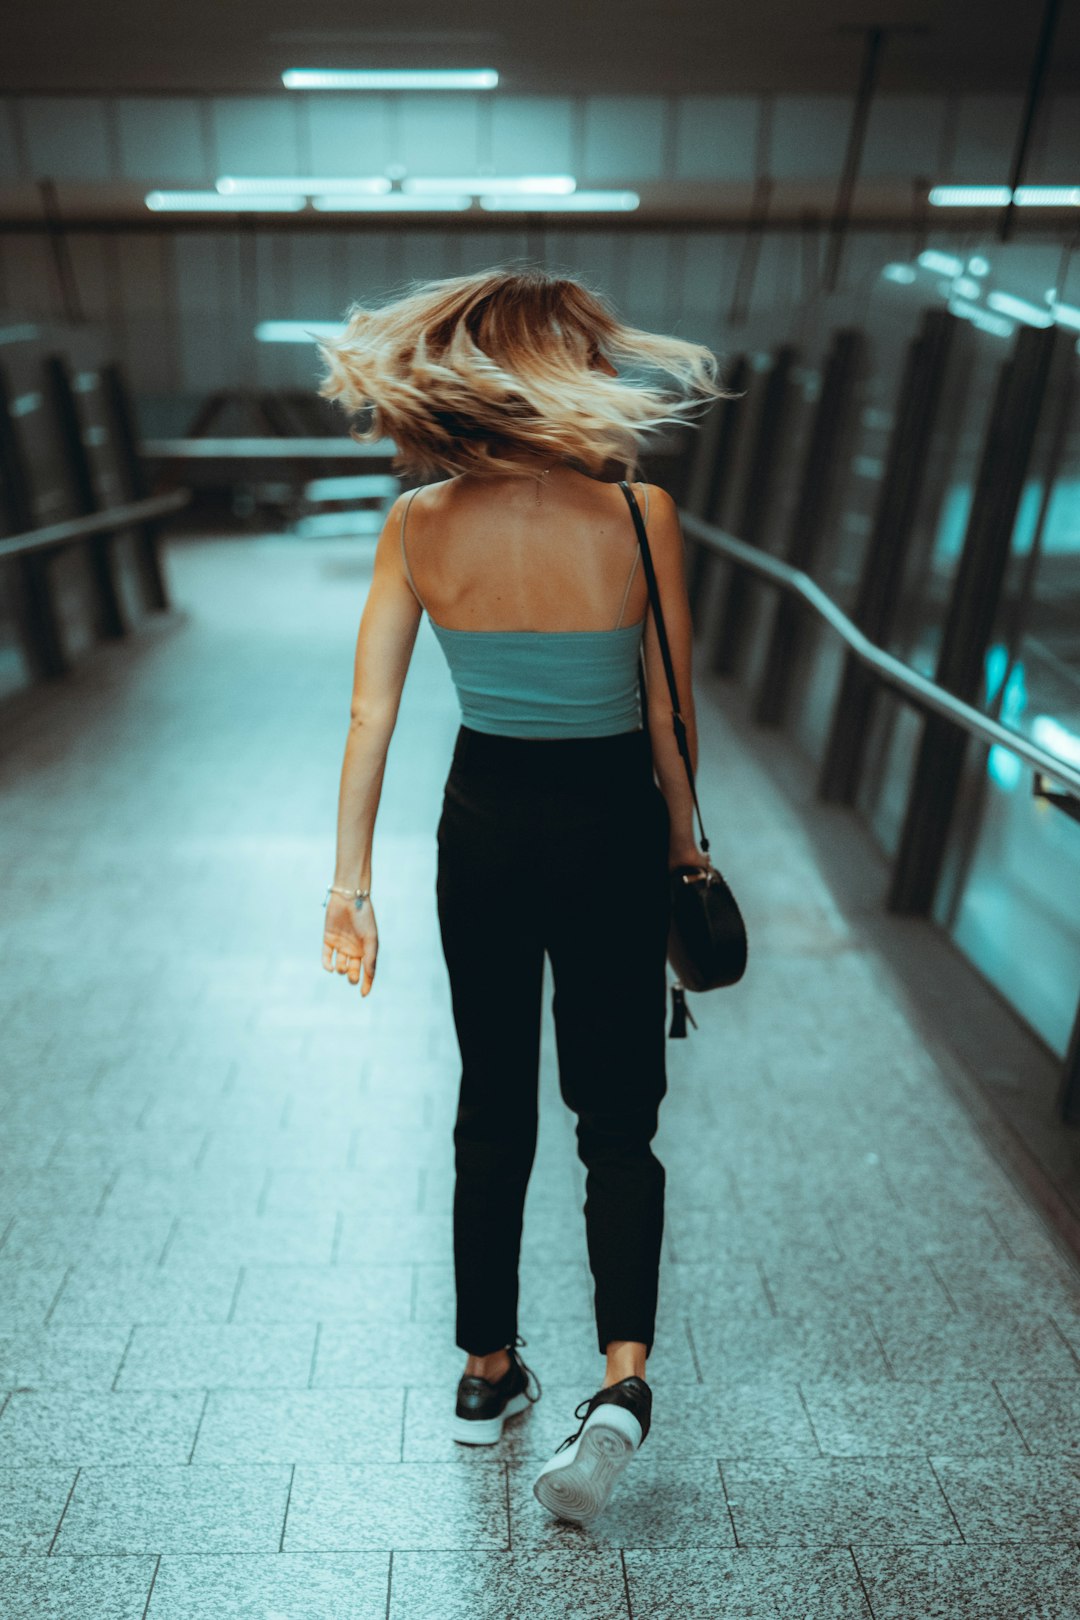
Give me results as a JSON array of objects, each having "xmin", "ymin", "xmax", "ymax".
[{"xmin": 639, "ymin": 485, "xmax": 708, "ymax": 869}]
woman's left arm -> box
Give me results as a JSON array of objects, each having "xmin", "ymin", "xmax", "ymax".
[{"xmin": 323, "ymin": 492, "xmax": 423, "ymax": 994}]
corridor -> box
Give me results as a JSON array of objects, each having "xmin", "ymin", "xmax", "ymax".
[{"xmin": 2, "ymin": 533, "xmax": 1080, "ymax": 1618}]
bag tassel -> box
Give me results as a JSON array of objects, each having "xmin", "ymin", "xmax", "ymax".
[{"xmin": 668, "ymin": 981, "xmax": 698, "ymax": 1039}]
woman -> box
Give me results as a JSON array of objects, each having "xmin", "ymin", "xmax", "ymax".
[{"xmin": 318, "ymin": 266, "xmax": 727, "ymax": 1524}]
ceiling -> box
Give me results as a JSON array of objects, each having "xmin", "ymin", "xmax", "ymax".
[{"xmin": 3, "ymin": 0, "xmax": 1079, "ymax": 97}]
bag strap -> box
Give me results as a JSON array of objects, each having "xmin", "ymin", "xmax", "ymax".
[{"xmin": 619, "ymin": 480, "xmax": 709, "ymax": 854}]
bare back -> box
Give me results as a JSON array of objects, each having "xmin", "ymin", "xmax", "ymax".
[{"xmin": 399, "ymin": 470, "xmax": 651, "ymax": 634}]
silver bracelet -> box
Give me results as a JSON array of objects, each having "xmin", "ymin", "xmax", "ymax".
[{"xmin": 324, "ymin": 885, "xmax": 370, "ymax": 910}]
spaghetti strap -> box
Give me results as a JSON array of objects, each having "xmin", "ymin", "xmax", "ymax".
[
  {"xmin": 613, "ymin": 481, "xmax": 649, "ymax": 628},
  {"xmin": 400, "ymin": 486, "xmax": 426, "ymax": 613}
]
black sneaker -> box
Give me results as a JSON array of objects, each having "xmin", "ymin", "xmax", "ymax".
[
  {"xmin": 532, "ymin": 1375, "xmax": 652, "ymax": 1523},
  {"xmin": 451, "ymin": 1334, "xmax": 542, "ymax": 1446}
]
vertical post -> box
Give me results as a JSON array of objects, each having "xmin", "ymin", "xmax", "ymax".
[
  {"xmin": 755, "ymin": 328, "xmax": 864, "ymax": 725},
  {"xmin": 98, "ymin": 362, "xmax": 170, "ymax": 612},
  {"xmin": 887, "ymin": 321, "xmax": 1064, "ymax": 915},
  {"xmin": 711, "ymin": 345, "xmax": 799, "ymax": 676},
  {"xmin": 818, "ymin": 307, "xmax": 959, "ymax": 804},
  {"xmin": 1059, "ymin": 993, "xmax": 1080, "ymax": 1126},
  {"xmin": 44, "ymin": 354, "xmax": 126, "ymax": 641},
  {"xmin": 684, "ymin": 355, "xmax": 749, "ymax": 631},
  {"xmin": 822, "ymin": 27, "xmax": 885, "ymax": 294},
  {"xmin": 998, "ymin": 0, "xmax": 1062, "ymax": 244},
  {"xmin": 0, "ymin": 366, "xmax": 67, "ymax": 678}
]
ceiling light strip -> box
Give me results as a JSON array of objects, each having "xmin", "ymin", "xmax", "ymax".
[{"xmin": 282, "ymin": 69, "xmax": 499, "ymax": 90}]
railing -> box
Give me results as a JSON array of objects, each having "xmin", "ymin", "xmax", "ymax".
[
  {"xmin": 681, "ymin": 511, "xmax": 1080, "ymax": 805},
  {"xmin": 0, "ymin": 491, "xmax": 189, "ymax": 563}
]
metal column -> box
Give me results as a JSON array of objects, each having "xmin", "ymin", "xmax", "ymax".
[
  {"xmin": 0, "ymin": 366, "xmax": 68, "ymax": 679},
  {"xmin": 887, "ymin": 321, "xmax": 1066, "ymax": 915},
  {"xmin": 818, "ymin": 307, "xmax": 959, "ymax": 804},
  {"xmin": 684, "ymin": 355, "xmax": 750, "ymax": 632},
  {"xmin": 98, "ymin": 362, "xmax": 170, "ymax": 613},
  {"xmin": 44, "ymin": 353, "xmax": 126, "ymax": 641},
  {"xmin": 711, "ymin": 345, "xmax": 799, "ymax": 676},
  {"xmin": 755, "ymin": 328, "xmax": 865, "ymax": 725}
]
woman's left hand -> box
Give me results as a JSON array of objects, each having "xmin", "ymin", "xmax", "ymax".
[{"xmin": 322, "ymin": 895, "xmax": 378, "ymax": 995}]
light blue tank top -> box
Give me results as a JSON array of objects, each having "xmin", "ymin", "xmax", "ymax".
[{"xmin": 400, "ymin": 483, "xmax": 648, "ymax": 740}]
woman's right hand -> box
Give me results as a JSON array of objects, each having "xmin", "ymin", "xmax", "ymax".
[{"xmin": 668, "ymin": 841, "xmax": 712, "ymax": 872}]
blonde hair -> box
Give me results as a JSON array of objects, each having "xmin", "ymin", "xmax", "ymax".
[{"xmin": 315, "ymin": 263, "xmax": 736, "ymax": 480}]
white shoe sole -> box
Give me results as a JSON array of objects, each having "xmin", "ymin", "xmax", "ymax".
[
  {"xmin": 532, "ymin": 1403, "xmax": 642, "ymax": 1523},
  {"xmin": 451, "ymin": 1388, "xmax": 534, "ymax": 1446}
]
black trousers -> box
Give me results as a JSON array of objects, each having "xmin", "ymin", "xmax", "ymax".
[{"xmin": 435, "ymin": 722, "xmax": 672, "ymax": 1358}]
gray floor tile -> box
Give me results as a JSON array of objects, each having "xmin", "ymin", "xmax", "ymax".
[
  {"xmin": 0, "ymin": 1555, "xmax": 157, "ymax": 1619},
  {"xmin": 930, "ymin": 1454, "xmax": 1080, "ymax": 1540},
  {"xmin": 0, "ymin": 1266, "xmax": 68, "ymax": 1332},
  {"xmin": 47, "ymin": 1262, "xmax": 242, "ymax": 1326},
  {"xmin": 0, "ymin": 1466, "xmax": 75, "ymax": 1554},
  {"xmin": 53, "ymin": 1464, "xmax": 292, "ymax": 1554},
  {"xmin": 284, "ymin": 1463, "xmax": 509, "ymax": 1550},
  {"xmin": 193, "ymin": 1388, "xmax": 405, "ymax": 1463},
  {"xmin": 995, "ymin": 1377, "xmax": 1080, "ymax": 1452},
  {"xmin": 853, "ymin": 1542, "xmax": 1080, "ymax": 1620},
  {"xmin": 0, "ymin": 1327, "xmax": 131, "ymax": 1391},
  {"xmin": 164, "ymin": 1213, "xmax": 337, "ymax": 1268},
  {"xmin": 691, "ymin": 1312, "xmax": 891, "ymax": 1381},
  {"xmin": 263, "ymin": 1167, "xmax": 422, "ymax": 1214},
  {"xmin": 624, "ymin": 1547, "xmax": 873, "ymax": 1619},
  {"xmin": 510, "ymin": 1454, "xmax": 733, "ymax": 1548},
  {"xmin": 102, "ymin": 1168, "xmax": 267, "ymax": 1218},
  {"xmin": 0, "ymin": 1390, "xmax": 204, "ymax": 1464},
  {"xmin": 870, "ymin": 1308, "xmax": 1080, "ymax": 1379},
  {"xmin": 718, "ymin": 1457, "xmax": 960, "ymax": 1545},
  {"xmin": 148, "ymin": 1553, "xmax": 390, "ymax": 1619},
  {"xmin": 0, "ymin": 1214, "xmax": 175, "ymax": 1269},
  {"xmin": 390, "ymin": 1548, "xmax": 628, "ymax": 1619},
  {"xmin": 232, "ymin": 1263, "xmax": 413, "ymax": 1323},
  {"xmin": 800, "ymin": 1378, "xmax": 1025, "ymax": 1456},
  {"xmin": 115, "ymin": 1323, "xmax": 317, "ymax": 1389}
]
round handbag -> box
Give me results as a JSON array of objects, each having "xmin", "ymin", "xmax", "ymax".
[{"xmin": 619, "ymin": 481, "xmax": 749, "ymax": 1035}]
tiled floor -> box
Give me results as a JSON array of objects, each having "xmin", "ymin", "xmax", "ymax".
[{"xmin": 2, "ymin": 533, "xmax": 1080, "ymax": 1618}]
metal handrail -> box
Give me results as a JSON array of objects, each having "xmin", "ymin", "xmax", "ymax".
[
  {"xmin": 0, "ymin": 490, "xmax": 191, "ymax": 562},
  {"xmin": 681, "ymin": 511, "xmax": 1080, "ymax": 802}
]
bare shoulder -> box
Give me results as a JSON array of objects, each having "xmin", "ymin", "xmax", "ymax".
[
  {"xmin": 637, "ymin": 481, "xmax": 678, "ymax": 518},
  {"xmin": 635, "ymin": 483, "xmax": 683, "ymax": 553}
]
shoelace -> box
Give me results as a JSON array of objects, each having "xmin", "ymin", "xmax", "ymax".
[
  {"xmin": 509, "ymin": 1333, "xmax": 543, "ymax": 1405},
  {"xmin": 555, "ymin": 1392, "xmax": 599, "ymax": 1454}
]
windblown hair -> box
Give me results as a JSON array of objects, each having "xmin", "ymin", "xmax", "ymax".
[{"xmin": 315, "ymin": 264, "xmax": 736, "ymax": 480}]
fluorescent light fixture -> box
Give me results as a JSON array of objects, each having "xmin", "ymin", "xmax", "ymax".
[
  {"xmin": 986, "ymin": 290, "xmax": 1054, "ymax": 327},
  {"xmin": 1013, "ymin": 186, "xmax": 1080, "ymax": 206},
  {"xmin": 146, "ymin": 191, "xmax": 306, "ymax": 211},
  {"xmin": 917, "ymin": 250, "xmax": 964, "ymax": 277},
  {"xmin": 928, "ymin": 186, "xmax": 1012, "ymax": 206},
  {"xmin": 479, "ymin": 191, "xmax": 639, "ymax": 212},
  {"xmin": 311, "ymin": 193, "xmax": 472, "ymax": 211},
  {"xmin": 282, "ymin": 69, "xmax": 499, "ymax": 90},
  {"xmin": 952, "ymin": 276, "xmax": 982, "ymax": 300},
  {"xmin": 947, "ymin": 297, "xmax": 1014, "ymax": 338},
  {"xmin": 401, "ymin": 175, "xmax": 576, "ymax": 196},
  {"xmin": 967, "ymin": 256, "xmax": 991, "ymax": 276},
  {"xmin": 882, "ymin": 263, "xmax": 917, "ymax": 283},
  {"xmin": 255, "ymin": 321, "xmax": 343, "ymax": 343},
  {"xmin": 218, "ymin": 176, "xmax": 392, "ymax": 196},
  {"xmin": 1049, "ymin": 300, "xmax": 1080, "ymax": 331}
]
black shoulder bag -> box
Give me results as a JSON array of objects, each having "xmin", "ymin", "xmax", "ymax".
[{"xmin": 618, "ymin": 480, "xmax": 748, "ymax": 1037}]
